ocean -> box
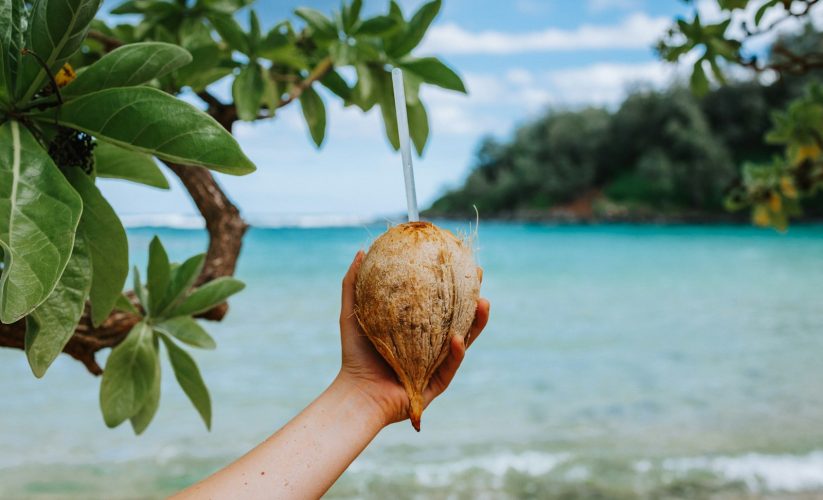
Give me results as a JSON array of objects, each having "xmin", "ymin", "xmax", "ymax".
[{"xmin": 2, "ymin": 222, "xmax": 823, "ymax": 499}]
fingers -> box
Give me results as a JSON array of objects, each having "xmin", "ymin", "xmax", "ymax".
[
  {"xmin": 465, "ymin": 298, "xmax": 490, "ymax": 348},
  {"xmin": 340, "ymin": 251, "xmax": 364, "ymax": 325},
  {"xmin": 424, "ymin": 335, "xmax": 466, "ymax": 402},
  {"xmin": 420, "ymin": 297, "xmax": 491, "ymax": 406}
]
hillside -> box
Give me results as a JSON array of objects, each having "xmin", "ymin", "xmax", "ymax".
[{"xmin": 428, "ymin": 30, "xmax": 823, "ymax": 222}]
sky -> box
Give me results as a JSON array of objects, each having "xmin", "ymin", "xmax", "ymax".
[{"xmin": 96, "ymin": 0, "xmax": 792, "ymax": 225}]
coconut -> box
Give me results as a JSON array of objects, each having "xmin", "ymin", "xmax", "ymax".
[{"xmin": 355, "ymin": 221, "xmax": 480, "ymax": 431}]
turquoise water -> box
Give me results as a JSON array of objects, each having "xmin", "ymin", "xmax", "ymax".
[{"xmin": 2, "ymin": 223, "xmax": 823, "ymax": 499}]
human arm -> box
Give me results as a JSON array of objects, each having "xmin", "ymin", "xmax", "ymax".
[{"xmin": 173, "ymin": 250, "xmax": 490, "ymax": 499}]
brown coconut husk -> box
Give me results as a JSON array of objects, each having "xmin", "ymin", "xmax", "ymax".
[{"xmin": 354, "ymin": 221, "xmax": 480, "ymax": 431}]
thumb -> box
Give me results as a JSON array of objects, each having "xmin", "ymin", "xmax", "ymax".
[{"xmin": 340, "ymin": 251, "xmax": 364, "ymax": 329}]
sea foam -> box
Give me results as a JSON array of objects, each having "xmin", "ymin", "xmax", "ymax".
[{"xmin": 660, "ymin": 451, "xmax": 823, "ymax": 492}]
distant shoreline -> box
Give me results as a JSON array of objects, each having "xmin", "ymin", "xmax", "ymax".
[
  {"xmin": 427, "ymin": 210, "xmax": 751, "ymax": 225},
  {"xmin": 426, "ymin": 207, "xmax": 823, "ymax": 226},
  {"xmin": 119, "ymin": 211, "xmax": 823, "ymax": 230}
]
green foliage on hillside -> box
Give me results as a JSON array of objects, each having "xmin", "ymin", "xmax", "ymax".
[
  {"xmin": 429, "ymin": 86, "xmax": 752, "ymax": 218},
  {"xmin": 431, "ymin": 25, "xmax": 823, "ymax": 221}
]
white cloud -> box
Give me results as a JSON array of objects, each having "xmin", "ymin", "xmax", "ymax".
[
  {"xmin": 420, "ymin": 58, "xmax": 686, "ymax": 143},
  {"xmin": 545, "ymin": 61, "xmax": 678, "ymax": 105},
  {"xmin": 506, "ymin": 68, "xmax": 535, "ymax": 86},
  {"xmin": 419, "ymin": 12, "xmax": 669, "ymax": 55},
  {"xmin": 587, "ymin": 0, "xmax": 643, "ymax": 13}
]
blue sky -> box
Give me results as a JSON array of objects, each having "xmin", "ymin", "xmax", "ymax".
[{"xmin": 102, "ymin": 0, "xmax": 700, "ymax": 224}]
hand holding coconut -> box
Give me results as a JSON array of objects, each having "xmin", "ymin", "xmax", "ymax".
[{"xmin": 342, "ymin": 249, "xmax": 489, "ymax": 429}]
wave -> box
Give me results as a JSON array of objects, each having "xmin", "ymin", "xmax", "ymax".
[
  {"xmin": 348, "ymin": 450, "xmax": 570, "ymax": 487},
  {"xmin": 659, "ymin": 451, "xmax": 823, "ymax": 493},
  {"xmin": 340, "ymin": 449, "xmax": 823, "ymax": 495}
]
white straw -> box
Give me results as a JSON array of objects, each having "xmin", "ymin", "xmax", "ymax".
[{"xmin": 391, "ymin": 68, "xmax": 419, "ymax": 222}]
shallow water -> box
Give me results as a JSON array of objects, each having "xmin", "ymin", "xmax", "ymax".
[{"xmin": 2, "ymin": 223, "xmax": 823, "ymax": 499}]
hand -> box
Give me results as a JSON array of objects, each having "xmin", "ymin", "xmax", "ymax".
[{"xmin": 336, "ymin": 250, "xmax": 490, "ymax": 427}]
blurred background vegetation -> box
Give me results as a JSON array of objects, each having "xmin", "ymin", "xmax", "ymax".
[{"xmin": 429, "ymin": 25, "xmax": 823, "ymax": 223}]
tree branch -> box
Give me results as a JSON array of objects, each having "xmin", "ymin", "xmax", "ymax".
[
  {"xmin": 742, "ymin": 0, "xmax": 820, "ymax": 39},
  {"xmin": 276, "ymin": 57, "xmax": 333, "ymax": 109},
  {"xmin": 86, "ymin": 29, "xmax": 124, "ymax": 51},
  {"xmin": 0, "ymin": 86, "xmax": 249, "ymax": 374},
  {"xmin": 0, "ymin": 31, "xmax": 324, "ymax": 373}
]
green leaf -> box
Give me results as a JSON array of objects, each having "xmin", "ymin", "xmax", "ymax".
[
  {"xmin": 179, "ymin": 64, "xmax": 234, "ymax": 94},
  {"xmin": 259, "ymin": 28, "xmax": 289, "ymax": 55},
  {"xmin": 407, "ymin": 100, "xmax": 429, "ymax": 155},
  {"xmin": 100, "ymin": 321, "xmax": 158, "ymax": 427},
  {"xmin": 329, "ymin": 41, "xmax": 355, "ymax": 66},
  {"xmin": 0, "ymin": 121, "xmax": 82, "ymax": 323},
  {"xmin": 708, "ymin": 56, "xmax": 727, "ymax": 85},
  {"xmin": 31, "ymin": 87, "xmax": 256, "ymax": 175},
  {"xmin": 755, "ymin": 0, "xmax": 778, "ymax": 26},
  {"xmin": 399, "ymin": 57, "xmax": 466, "ymax": 93},
  {"xmin": 342, "ymin": 0, "xmax": 362, "ymax": 32},
  {"xmin": 355, "ymin": 15, "xmax": 398, "ymax": 36},
  {"xmin": 200, "ymin": 0, "xmax": 251, "ymax": 15},
  {"xmin": 160, "ymin": 334, "xmax": 212, "ymax": 429},
  {"xmin": 158, "ymin": 253, "xmax": 205, "ymax": 316},
  {"xmin": 94, "ymin": 141, "xmax": 169, "ymax": 189},
  {"xmin": 65, "ymin": 169, "xmax": 129, "ymax": 327},
  {"xmin": 62, "ymin": 42, "xmax": 191, "ymax": 99},
  {"xmin": 294, "ymin": 7, "xmax": 337, "ymax": 39},
  {"xmin": 24, "ymin": 234, "xmax": 92, "ymax": 377},
  {"xmin": 389, "ymin": 0, "xmax": 404, "ymax": 20},
  {"xmin": 320, "ymin": 69, "xmax": 351, "ymax": 101},
  {"xmin": 261, "ymin": 76, "xmax": 280, "ymax": 115},
  {"xmin": 690, "ymin": 59, "xmax": 709, "ymax": 96},
  {"xmin": 249, "ymin": 10, "xmax": 261, "ymax": 50},
  {"xmin": 147, "ymin": 236, "xmax": 170, "ymax": 315},
  {"xmin": 0, "ymin": 0, "xmax": 25, "ymax": 104},
  {"xmin": 169, "ymin": 277, "xmax": 245, "ymax": 317},
  {"xmin": 133, "ymin": 266, "xmax": 148, "ymax": 307},
  {"xmin": 377, "ymin": 71, "xmax": 400, "ymax": 150},
  {"xmin": 111, "ymin": 0, "xmax": 177, "ymax": 15},
  {"xmin": 155, "ymin": 316, "xmax": 216, "ymax": 349},
  {"xmin": 388, "ymin": 0, "xmax": 440, "ymax": 57},
  {"xmin": 403, "ymin": 71, "xmax": 422, "ymax": 105},
  {"xmin": 114, "ymin": 293, "xmax": 140, "ymax": 315},
  {"xmin": 174, "ymin": 42, "xmax": 232, "ymax": 92},
  {"xmin": 17, "ymin": 0, "xmax": 102, "ymax": 103},
  {"xmin": 718, "ymin": 0, "xmax": 748, "ymax": 10},
  {"xmin": 260, "ymin": 42, "xmax": 307, "ymax": 70},
  {"xmin": 352, "ymin": 63, "xmax": 378, "ymax": 112},
  {"xmin": 300, "ymin": 86, "xmax": 327, "ymax": 147},
  {"xmin": 209, "ymin": 13, "xmax": 250, "ymax": 54},
  {"xmin": 179, "ymin": 18, "xmax": 214, "ymax": 48},
  {"xmin": 233, "ymin": 63, "xmax": 265, "ymax": 121},
  {"xmin": 130, "ymin": 337, "xmax": 161, "ymax": 435}
]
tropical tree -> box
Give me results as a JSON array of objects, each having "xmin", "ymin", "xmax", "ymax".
[
  {"xmin": 658, "ymin": 0, "xmax": 823, "ymax": 229},
  {"xmin": 0, "ymin": 0, "xmax": 465, "ymax": 434}
]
